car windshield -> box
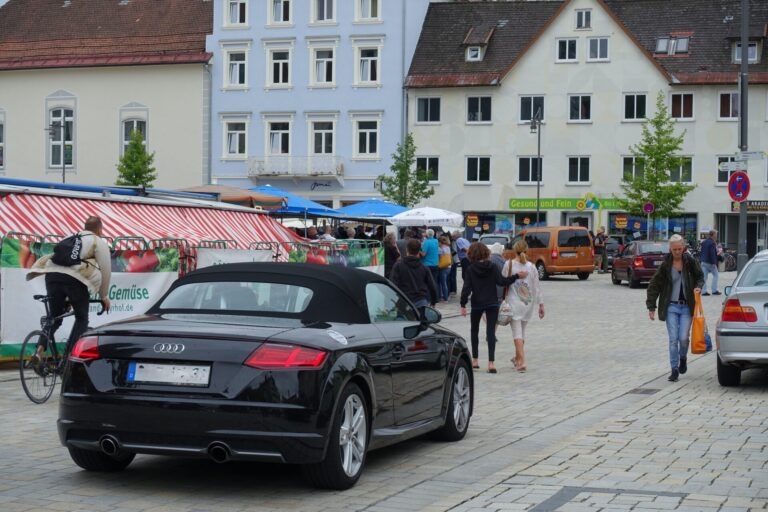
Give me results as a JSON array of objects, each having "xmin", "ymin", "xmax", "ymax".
[
  {"xmin": 737, "ymin": 261, "xmax": 768, "ymax": 287},
  {"xmin": 157, "ymin": 281, "xmax": 314, "ymax": 314},
  {"xmin": 481, "ymin": 236, "xmax": 508, "ymax": 245},
  {"xmin": 638, "ymin": 242, "xmax": 669, "ymax": 255}
]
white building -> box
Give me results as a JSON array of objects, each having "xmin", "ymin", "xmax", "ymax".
[
  {"xmin": 0, "ymin": 0, "xmax": 213, "ymax": 189},
  {"xmin": 407, "ymin": 0, "xmax": 768, "ymax": 254}
]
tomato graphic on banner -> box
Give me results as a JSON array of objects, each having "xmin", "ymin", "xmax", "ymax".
[{"xmin": 633, "ymin": 221, "xmax": 642, "ymax": 230}]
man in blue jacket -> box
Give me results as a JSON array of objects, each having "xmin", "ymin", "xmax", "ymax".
[{"xmin": 700, "ymin": 230, "xmax": 720, "ymax": 296}]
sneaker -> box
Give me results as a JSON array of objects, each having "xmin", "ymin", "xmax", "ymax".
[
  {"xmin": 668, "ymin": 369, "xmax": 679, "ymax": 382},
  {"xmin": 679, "ymin": 357, "xmax": 687, "ymax": 374},
  {"xmin": 702, "ymin": 292, "xmax": 710, "ymax": 296},
  {"xmin": 712, "ymin": 291, "xmax": 722, "ymax": 296}
]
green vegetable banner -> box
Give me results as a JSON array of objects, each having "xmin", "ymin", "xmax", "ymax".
[{"xmin": 288, "ymin": 246, "xmax": 384, "ymax": 275}]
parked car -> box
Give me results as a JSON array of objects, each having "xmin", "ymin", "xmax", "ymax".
[
  {"xmin": 611, "ymin": 240, "xmax": 669, "ymax": 288},
  {"xmin": 512, "ymin": 226, "xmax": 594, "ymax": 280},
  {"xmin": 58, "ymin": 263, "xmax": 473, "ymax": 489},
  {"xmin": 715, "ymin": 250, "xmax": 768, "ymax": 386},
  {"xmin": 479, "ymin": 233, "xmax": 512, "ymax": 247},
  {"xmin": 605, "ymin": 236, "xmax": 622, "ymax": 268}
]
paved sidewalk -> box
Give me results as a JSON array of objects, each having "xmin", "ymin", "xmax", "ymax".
[{"xmin": 1, "ymin": 271, "xmax": 766, "ymax": 512}]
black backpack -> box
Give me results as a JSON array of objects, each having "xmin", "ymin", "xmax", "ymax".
[{"xmin": 51, "ymin": 234, "xmax": 84, "ymax": 266}]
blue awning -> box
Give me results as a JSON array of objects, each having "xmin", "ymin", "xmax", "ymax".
[
  {"xmin": 249, "ymin": 185, "xmax": 341, "ymax": 217},
  {"xmin": 336, "ymin": 199, "xmax": 408, "ymax": 220}
]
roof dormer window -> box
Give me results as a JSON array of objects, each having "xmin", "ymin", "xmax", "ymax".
[
  {"xmin": 466, "ymin": 46, "xmax": 483, "ymax": 62},
  {"xmin": 655, "ymin": 36, "xmax": 689, "ymax": 55},
  {"xmin": 734, "ymin": 42, "xmax": 760, "ymax": 64}
]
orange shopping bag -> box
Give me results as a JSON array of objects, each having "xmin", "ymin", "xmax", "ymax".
[{"xmin": 690, "ymin": 291, "xmax": 707, "ymax": 354}]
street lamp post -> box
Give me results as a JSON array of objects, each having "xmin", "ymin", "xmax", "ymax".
[
  {"xmin": 47, "ymin": 121, "xmax": 66, "ymax": 184},
  {"xmin": 530, "ymin": 108, "xmax": 543, "ymax": 226}
]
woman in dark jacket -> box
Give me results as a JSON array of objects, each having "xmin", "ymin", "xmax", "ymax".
[
  {"xmin": 461, "ymin": 242, "xmax": 526, "ymax": 373},
  {"xmin": 383, "ymin": 233, "xmax": 400, "ymax": 279},
  {"xmin": 646, "ymin": 234, "xmax": 704, "ymax": 382}
]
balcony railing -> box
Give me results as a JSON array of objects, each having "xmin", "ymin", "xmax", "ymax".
[{"xmin": 248, "ymin": 155, "xmax": 344, "ymax": 179}]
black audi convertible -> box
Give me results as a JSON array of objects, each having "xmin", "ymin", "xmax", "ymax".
[{"xmin": 58, "ymin": 263, "xmax": 473, "ymax": 489}]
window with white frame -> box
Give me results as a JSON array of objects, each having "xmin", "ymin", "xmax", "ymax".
[
  {"xmin": 557, "ymin": 38, "xmax": 577, "ymax": 62},
  {"xmin": 466, "ymin": 157, "xmax": 490, "ymax": 183},
  {"xmin": 518, "ymin": 157, "xmax": 541, "ymax": 183},
  {"xmin": 417, "ymin": 98, "xmax": 440, "ymax": 123},
  {"xmin": 467, "ymin": 96, "xmax": 491, "ymax": 123},
  {"xmin": 719, "ymin": 92, "xmax": 739, "ymax": 120},
  {"xmin": 227, "ymin": 0, "xmax": 247, "ymax": 25},
  {"xmin": 655, "ymin": 36, "xmax": 689, "ymax": 55},
  {"xmin": 416, "ymin": 156, "xmax": 439, "ymax": 182},
  {"xmin": 671, "ymin": 92, "xmax": 693, "ymax": 119},
  {"xmin": 520, "ymin": 95, "xmax": 544, "ymax": 122},
  {"xmin": 357, "ymin": 0, "xmax": 380, "ymax": 21},
  {"xmin": 224, "ymin": 119, "xmax": 247, "ymax": 158},
  {"xmin": 268, "ymin": 121, "xmax": 291, "ymax": 155},
  {"xmin": 311, "ymin": 121, "xmax": 334, "ymax": 155},
  {"xmin": 311, "ymin": 48, "xmax": 335, "ymax": 86},
  {"xmin": 49, "ymin": 108, "xmax": 74, "ymax": 167},
  {"xmin": 354, "ymin": 119, "xmax": 379, "ymax": 158},
  {"xmin": 225, "ymin": 50, "xmax": 247, "ymax": 87},
  {"xmin": 622, "ymin": 156, "xmax": 645, "ymax": 181},
  {"xmin": 670, "ymin": 157, "xmax": 692, "ymax": 183},
  {"xmin": 624, "ymin": 93, "xmax": 646, "ymax": 120},
  {"xmin": 313, "ymin": 0, "xmax": 335, "ymax": 23},
  {"xmin": 122, "ymin": 119, "xmax": 146, "ymax": 155},
  {"xmin": 734, "ymin": 42, "xmax": 759, "ymax": 64},
  {"xmin": 269, "ymin": 0, "xmax": 291, "ymax": 24},
  {"xmin": 357, "ymin": 47, "xmax": 379, "ymax": 84},
  {"xmin": 568, "ymin": 157, "xmax": 589, "ymax": 183},
  {"xmin": 466, "ymin": 46, "xmax": 483, "ymax": 62},
  {"xmin": 717, "ymin": 156, "xmax": 738, "ymax": 184},
  {"xmin": 575, "ymin": 9, "xmax": 591, "ymax": 29},
  {"xmin": 569, "ymin": 95, "xmax": 591, "ymax": 121},
  {"xmin": 588, "ymin": 37, "xmax": 609, "ymax": 61},
  {"xmin": 267, "ymin": 48, "xmax": 291, "ymax": 87},
  {"xmin": 0, "ymin": 118, "xmax": 4, "ymax": 169}
]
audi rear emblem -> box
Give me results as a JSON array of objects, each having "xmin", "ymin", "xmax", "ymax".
[{"xmin": 153, "ymin": 343, "xmax": 185, "ymax": 354}]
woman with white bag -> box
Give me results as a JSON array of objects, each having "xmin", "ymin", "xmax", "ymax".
[{"xmin": 503, "ymin": 239, "xmax": 544, "ymax": 372}]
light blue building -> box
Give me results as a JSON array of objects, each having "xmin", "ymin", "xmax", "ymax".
[{"xmin": 206, "ymin": 0, "xmax": 434, "ymax": 208}]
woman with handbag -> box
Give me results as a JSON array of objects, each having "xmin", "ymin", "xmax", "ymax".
[
  {"xmin": 646, "ymin": 234, "xmax": 704, "ymax": 382},
  {"xmin": 502, "ymin": 239, "xmax": 544, "ymax": 373},
  {"xmin": 437, "ymin": 235, "xmax": 452, "ymax": 302},
  {"xmin": 461, "ymin": 242, "xmax": 526, "ymax": 373}
]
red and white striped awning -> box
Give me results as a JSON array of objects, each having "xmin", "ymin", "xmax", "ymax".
[{"xmin": 0, "ymin": 192, "xmax": 302, "ymax": 247}]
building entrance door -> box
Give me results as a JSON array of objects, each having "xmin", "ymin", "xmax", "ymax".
[{"xmin": 563, "ymin": 212, "xmax": 592, "ymax": 230}]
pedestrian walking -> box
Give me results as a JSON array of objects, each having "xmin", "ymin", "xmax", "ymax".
[
  {"xmin": 437, "ymin": 235, "xmax": 452, "ymax": 301},
  {"xmin": 460, "ymin": 242, "xmax": 526, "ymax": 373},
  {"xmin": 646, "ymin": 234, "xmax": 704, "ymax": 382},
  {"xmin": 420, "ymin": 229, "xmax": 440, "ymax": 290},
  {"xmin": 455, "ymin": 232, "xmax": 471, "ymax": 279},
  {"xmin": 489, "ymin": 243, "xmax": 506, "ymax": 302},
  {"xmin": 594, "ymin": 226, "xmax": 607, "ymax": 273},
  {"xmin": 700, "ymin": 230, "xmax": 721, "ymax": 296},
  {"xmin": 390, "ymin": 239, "xmax": 437, "ymax": 312},
  {"xmin": 383, "ymin": 232, "xmax": 400, "ymax": 280},
  {"xmin": 503, "ymin": 240, "xmax": 544, "ymax": 373},
  {"xmin": 449, "ymin": 231, "xmax": 461, "ymax": 295}
]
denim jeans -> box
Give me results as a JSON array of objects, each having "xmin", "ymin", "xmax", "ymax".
[
  {"xmin": 665, "ymin": 303, "xmax": 692, "ymax": 370},
  {"xmin": 470, "ymin": 305, "xmax": 499, "ymax": 362},
  {"xmin": 439, "ymin": 268, "xmax": 450, "ymax": 301},
  {"xmin": 449, "ymin": 262, "xmax": 458, "ymax": 294},
  {"xmin": 701, "ymin": 262, "xmax": 719, "ymax": 294}
]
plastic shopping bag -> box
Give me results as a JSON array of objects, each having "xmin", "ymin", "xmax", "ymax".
[
  {"xmin": 690, "ymin": 292, "xmax": 707, "ymax": 354},
  {"xmin": 497, "ymin": 300, "xmax": 513, "ymax": 326}
]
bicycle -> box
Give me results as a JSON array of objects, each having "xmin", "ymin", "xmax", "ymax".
[{"xmin": 19, "ymin": 295, "xmax": 104, "ymax": 404}]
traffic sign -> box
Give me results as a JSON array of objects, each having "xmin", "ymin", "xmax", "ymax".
[
  {"xmin": 719, "ymin": 161, "xmax": 747, "ymax": 173},
  {"xmin": 735, "ymin": 151, "xmax": 766, "ymax": 161},
  {"xmin": 728, "ymin": 171, "xmax": 750, "ymax": 202},
  {"xmin": 643, "ymin": 202, "xmax": 655, "ymax": 214}
]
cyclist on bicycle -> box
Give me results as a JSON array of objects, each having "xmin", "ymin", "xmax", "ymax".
[{"xmin": 26, "ymin": 216, "xmax": 112, "ymax": 362}]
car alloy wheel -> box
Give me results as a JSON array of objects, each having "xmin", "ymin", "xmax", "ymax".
[
  {"xmin": 339, "ymin": 394, "xmax": 367, "ymax": 478},
  {"xmin": 452, "ymin": 365, "xmax": 470, "ymax": 433}
]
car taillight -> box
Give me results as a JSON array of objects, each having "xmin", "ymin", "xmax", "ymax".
[
  {"xmin": 721, "ymin": 298, "xmax": 758, "ymax": 323},
  {"xmin": 634, "ymin": 257, "xmax": 644, "ymax": 268},
  {"xmin": 591, "ymin": 246, "xmax": 595, "ymax": 258},
  {"xmin": 69, "ymin": 336, "xmax": 100, "ymax": 361},
  {"xmin": 244, "ymin": 343, "xmax": 327, "ymax": 369},
  {"xmin": 551, "ymin": 249, "xmax": 558, "ymax": 259}
]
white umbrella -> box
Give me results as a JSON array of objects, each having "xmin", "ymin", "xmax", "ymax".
[{"xmin": 390, "ymin": 206, "xmax": 464, "ymax": 227}]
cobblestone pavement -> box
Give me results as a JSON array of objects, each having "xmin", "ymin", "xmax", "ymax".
[{"xmin": 1, "ymin": 271, "xmax": 766, "ymax": 512}]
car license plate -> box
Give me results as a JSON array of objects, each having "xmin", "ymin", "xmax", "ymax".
[
  {"xmin": 653, "ymin": 260, "xmax": 662, "ymax": 266},
  {"xmin": 561, "ymin": 252, "xmax": 577, "ymax": 258},
  {"xmin": 127, "ymin": 362, "xmax": 210, "ymax": 386}
]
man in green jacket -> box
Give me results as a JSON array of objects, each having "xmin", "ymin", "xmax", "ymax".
[{"xmin": 646, "ymin": 235, "xmax": 704, "ymax": 382}]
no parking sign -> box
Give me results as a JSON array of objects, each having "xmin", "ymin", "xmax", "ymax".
[{"xmin": 728, "ymin": 171, "xmax": 750, "ymax": 202}]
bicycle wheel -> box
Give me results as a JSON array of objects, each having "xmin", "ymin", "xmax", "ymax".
[{"xmin": 19, "ymin": 330, "xmax": 59, "ymax": 404}]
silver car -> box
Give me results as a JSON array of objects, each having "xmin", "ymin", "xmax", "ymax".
[{"xmin": 716, "ymin": 250, "xmax": 768, "ymax": 386}]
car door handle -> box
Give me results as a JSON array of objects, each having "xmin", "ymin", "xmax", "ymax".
[{"xmin": 392, "ymin": 344, "xmax": 406, "ymax": 359}]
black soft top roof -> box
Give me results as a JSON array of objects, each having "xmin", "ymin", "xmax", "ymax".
[{"xmin": 171, "ymin": 263, "xmax": 390, "ymax": 324}]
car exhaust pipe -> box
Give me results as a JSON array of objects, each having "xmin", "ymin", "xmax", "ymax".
[
  {"xmin": 99, "ymin": 435, "xmax": 120, "ymax": 456},
  {"xmin": 208, "ymin": 442, "xmax": 231, "ymax": 463}
]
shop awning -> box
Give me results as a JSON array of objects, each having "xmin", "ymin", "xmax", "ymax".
[
  {"xmin": 179, "ymin": 185, "xmax": 288, "ymax": 209},
  {"xmin": 0, "ymin": 191, "xmax": 302, "ymax": 247}
]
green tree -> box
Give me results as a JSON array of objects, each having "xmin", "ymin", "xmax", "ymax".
[
  {"xmin": 377, "ymin": 133, "xmax": 434, "ymax": 207},
  {"xmin": 116, "ymin": 130, "xmax": 157, "ymax": 187},
  {"xmin": 618, "ymin": 91, "xmax": 695, "ymax": 234}
]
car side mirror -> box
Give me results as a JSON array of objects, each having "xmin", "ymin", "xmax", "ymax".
[
  {"xmin": 724, "ymin": 286, "xmax": 732, "ymax": 296},
  {"xmin": 403, "ymin": 325, "xmax": 421, "ymax": 339},
  {"xmin": 422, "ymin": 306, "xmax": 441, "ymax": 325}
]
